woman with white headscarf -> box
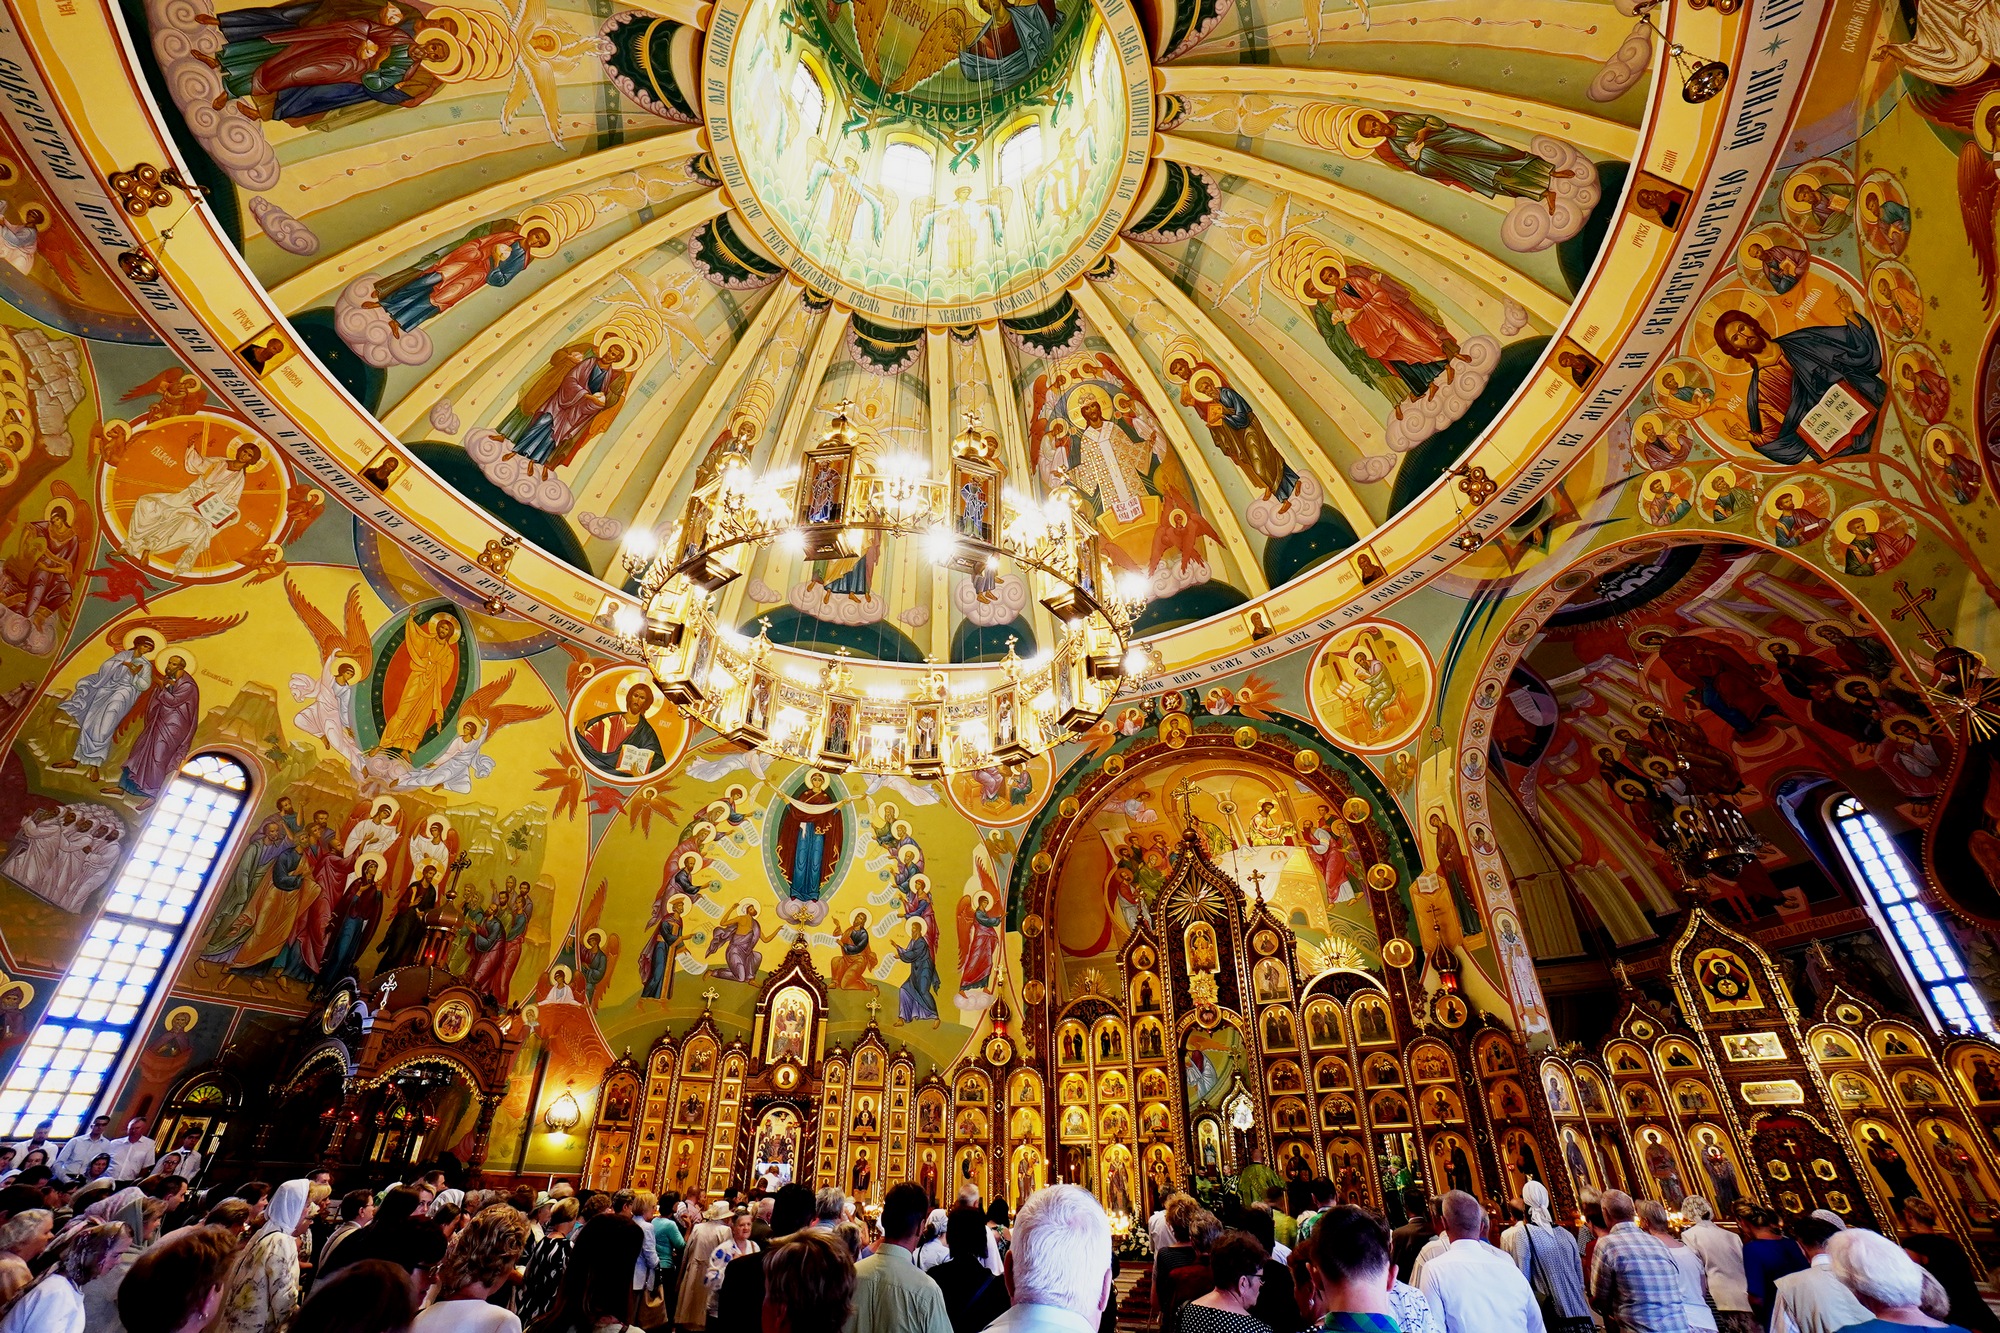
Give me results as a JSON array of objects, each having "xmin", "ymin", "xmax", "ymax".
[
  {"xmin": 221, "ymin": 1178, "xmax": 312, "ymax": 1333},
  {"xmin": 1497, "ymin": 1180, "xmax": 1593, "ymax": 1333}
]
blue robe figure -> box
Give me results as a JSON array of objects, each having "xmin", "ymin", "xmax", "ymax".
[
  {"xmin": 897, "ymin": 929, "xmax": 941, "ymax": 1023},
  {"xmin": 262, "ymin": 842, "xmax": 314, "ymax": 981},
  {"xmin": 790, "ymin": 818, "xmax": 829, "ymax": 902},
  {"xmin": 957, "ymin": 0, "xmax": 1061, "ymax": 91},
  {"xmin": 639, "ymin": 910, "xmax": 682, "ymax": 999},
  {"xmin": 1732, "ymin": 310, "xmax": 1884, "ymax": 465}
]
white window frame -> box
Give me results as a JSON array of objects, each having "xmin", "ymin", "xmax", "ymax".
[
  {"xmin": 0, "ymin": 752, "xmax": 255, "ymax": 1139},
  {"xmin": 1824, "ymin": 793, "xmax": 1994, "ymax": 1036}
]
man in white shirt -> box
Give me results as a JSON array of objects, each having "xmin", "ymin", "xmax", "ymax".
[
  {"xmin": 164, "ymin": 1127, "xmax": 204, "ymax": 1180},
  {"xmin": 52, "ymin": 1114, "xmax": 111, "ymax": 1181},
  {"xmin": 980, "ymin": 1184, "xmax": 1113, "ymax": 1333},
  {"xmin": 111, "ymin": 1116, "xmax": 157, "ymax": 1180},
  {"xmin": 9, "ymin": 1120, "xmax": 54, "ymax": 1164},
  {"xmin": 1769, "ymin": 1216, "xmax": 1869, "ymax": 1333},
  {"xmin": 1417, "ymin": 1190, "xmax": 1546, "ymax": 1333}
]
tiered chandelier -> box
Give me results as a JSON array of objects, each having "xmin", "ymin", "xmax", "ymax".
[{"xmin": 609, "ymin": 404, "xmax": 1155, "ymax": 777}]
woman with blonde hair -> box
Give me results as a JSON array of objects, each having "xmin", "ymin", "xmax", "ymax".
[
  {"xmin": 416, "ymin": 1204, "xmax": 532, "ymax": 1333},
  {"xmin": 0, "ymin": 1208, "xmax": 52, "ymax": 1303},
  {"xmin": 0, "ymin": 1220, "xmax": 129, "ymax": 1333}
]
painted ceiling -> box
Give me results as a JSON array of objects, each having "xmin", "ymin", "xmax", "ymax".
[{"xmin": 46, "ymin": 0, "xmax": 1719, "ymax": 671}]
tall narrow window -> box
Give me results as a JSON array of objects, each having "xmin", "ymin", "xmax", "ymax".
[
  {"xmin": 0, "ymin": 754, "xmax": 251, "ymax": 1136},
  {"xmin": 880, "ymin": 142, "xmax": 935, "ymax": 199},
  {"xmin": 788, "ymin": 62, "xmax": 826, "ymax": 138},
  {"xmin": 997, "ymin": 124, "xmax": 1044, "ymax": 189},
  {"xmin": 1828, "ymin": 796, "xmax": 1995, "ymax": 1035}
]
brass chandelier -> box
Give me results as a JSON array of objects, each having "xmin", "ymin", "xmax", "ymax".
[{"xmin": 607, "ymin": 404, "xmax": 1155, "ymax": 777}]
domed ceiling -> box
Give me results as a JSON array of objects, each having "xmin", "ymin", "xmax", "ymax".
[{"xmin": 26, "ymin": 0, "xmax": 1772, "ymax": 675}]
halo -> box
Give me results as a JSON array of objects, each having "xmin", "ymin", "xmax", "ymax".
[
  {"xmin": 910, "ymin": 873, "xmax": 931, "ymax": 894},
  {"xmin": 156, "ymin": 646, "xmax": 198, "ymax": 677},
  {"xmin": 1882, "ymin": 711, "xmax": 1927, "ymax": 735},
  {"xmin": 364, "ymin": 795, "xmax": 403, "ymax": 822},
  {"xmin": 892, "ymin": 819, "xmax": 913, "ymax": 841},
  {"xmin": 0, "ymin": 982, "xmax": 32, "ymax": 1008},
  {"xmin": 618, "ymin": 674, "xmax": 665, "ymax": 716},
  {"xmin": 356, "ymin": 855, "xmax": 383, "ymax": 877},
  {"xmin": 1703, "ymin": 466, "xmax": 1736, "ymax": 494},
  {"xmin": 679, "ymin": 852, "xmax": 700, "ymax": 870},
  {"xmin": 549, "ymin": 964, "xmax": 573, "ymax": 987},
  {"xmin": 1806, "ymin": 618, "xmax": 1851, "ymax": 644},
  {"xmin": 851, "ymin": 908, "xmax": 870, "ymax": 927},
  {"xmin": 1761, "ymin": 481, "xmax": 1808, "ymax": 517},
  {"xmin": 40, "ymin": 495, "xmax": 74, "ymax": 525},
  {"xmin": 898, "ymin": 843, "xmax": 920, "ymax": 864},
  {"xmin": 515, "ymin": 195, "xmax": 594, "ymax": 259},
  {"xmin": 1269, "ymin": 232, "xmax": 1344, "ymax": 303},
  {"xmin": 585, "ymin": 928, "xmax": 606, "ymax": 947},
  {"xmin": 909, "ymin": 916, "xmax": 928, "ymax": 937},
  {"xmin": 1924, "ymin": 425, "xmax": 1962, "ymax": 460},
  {"xmin": 1162, "ymin": 335, "xmax": 1203, "ymax": 378},
  {"xmin": 164, "ymin": 1004, "xmax": 198, "ymax": 1030},
  {"xmin": 1978, "ymin": 90, "xmax": 2000, "ymax": 154},
  {"xmin": 1185, "ymin": 365, "xmax": 1225, "ymax": 404},
  {"xmin": 111, "ymin": 622, "xmax": 167, "ymax": 654},
  {"xmin": 1835, "ymin": 505, "xmax": 1881, "ymax": 535},
  {"xmin": 1065, "ymin": 383, "xmax": 1113, "ymax": 424},
  {"xmin": 327, "ymin": 652, "xmax": 364, "ymax": 680},
  {"xmin": 228, "ymin": 435, "xmax": 270, "ymax": 472},
  {"xmin": 735, "ymin": 897, "xmax": 757, "ymax": 916},
  {"xmin": 1754, "ymin": 637, "xmax": 1801, "ymax": 663},
  {"xmin": 726, "ymin": 783, "xmax": 748, "ymax": 803}
]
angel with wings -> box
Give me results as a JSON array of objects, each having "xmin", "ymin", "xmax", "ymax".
[
  {"xmin": 804, "ymin": 155, "xmax": 892, "ymax": 256},
  {"xmin": 398, "ymin": 669, "xmax": 552, "ymax": 793},
  {"xmin": 1214, "ymin": 194, "xmax": 1292, "ymax": 323},
  {"xmin": 118, "ymin": 369, "xmax": 207, "ymax": 424},
  {"xmin": 849, "ymin": 0, "xmax": 1064, "ymax": 95},
  {"xmin": 497, "ymin": 0, "xmax": 599, "ymax": 146},
  {"xmin": 54, "ymin": 614, "xmax": 244, "ymax": 784},
  {"xmin": 608, "ymin": 265, "xmax": 711, "ymax": 366},
  {"xmin": 915, "ymin": 188, "xmax": 1005, "ymax": 273},
  {"xmin": 286, "ymin": 578, "xmax": 373, "ymax": 778}
]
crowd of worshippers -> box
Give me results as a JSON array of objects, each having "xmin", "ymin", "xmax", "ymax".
[{"xmin": 0, "ymin": 1137, "xmax": 1981, "ymax": 1333}]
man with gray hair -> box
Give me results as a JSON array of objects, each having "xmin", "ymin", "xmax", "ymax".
[
  {"xmin": 1827, "ymin": 1227, "xmax": 1951, "ymax": 1328},
  {"xmin": 1768, "ymin": 1215, "xmax": 1868, "ymax": 1333},
  {"xmin": 1417, "ymin": 1189, "xmax": 1543, "ymax": 1332},
  {"xmin": 981, "ymin": 1184, "xmax": 1113, "ymax": 1333},
  {"xmin": 815, "ymin": 1187, "xmax": 847, "ymax": 1228},
  {"xmin": 1588, "ymin": 1189, "xmax": 1686, "ymax": 1333}
]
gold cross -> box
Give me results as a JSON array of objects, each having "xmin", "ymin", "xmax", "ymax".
[
  {"xmin": 1171, "ymin": 778, "xmax": 1198, "ymax": 827},
  {"xmin": 866, "ymin": 997, "xmax": 881, "ymax": 1018},
  {"xmin": 1247, "ymin": 869, "xmax": 1266, "ymax": 902},
  {"xmin": 1890, "ymin": 579, "xmax": 1949, "ymax": 651},
  {"xmin": 701, "ymin": 987, "xmax": 719, "ymax": 1008}
]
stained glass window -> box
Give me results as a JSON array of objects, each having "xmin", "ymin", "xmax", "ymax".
[
  {"xmin": 1828, "ymin": 796, "xmax": 1994, "ymax": 1036},
  {"xmin": 0, "ymin": 754, "xmax": 250, "ymax": 1136}
]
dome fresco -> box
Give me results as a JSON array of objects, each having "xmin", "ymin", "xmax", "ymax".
[{"xmin": 41, "ymin": 0, "xmax": 1771, "ymax": 677}]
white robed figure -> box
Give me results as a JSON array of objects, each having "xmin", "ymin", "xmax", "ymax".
[
  {"xmin": 344, "ymin": 802, "xmax": 402, "ymax": 866},
  {"xmin": 0, "ymin": 810, "xmax": 57, "ymax": 886},
  {"xmin": 398, "ymin": 720, "xmax": 495, "ymax": 794},
  {"xmin": 58, "ymin": 642, "xmax": 155, "ymax": 774},
  {"xmin": 124, "ymin": 438, "xmax": 262, "ymax": 574},
  {"xmin": 290, "ymin": 658, "xmax": 363, "ymax": 775}
]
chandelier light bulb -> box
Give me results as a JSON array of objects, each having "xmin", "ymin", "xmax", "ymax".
[
  {"xmin": 1123, "ymin": 646, "xmax": 1149, "ymax": 677},
  {"xmin": 610, "ymin": 604, "xmax": 644, "ymax": 638},
  {"xmin": 620, "ymin": 526, "xmax": 658, "ymax": 563}
]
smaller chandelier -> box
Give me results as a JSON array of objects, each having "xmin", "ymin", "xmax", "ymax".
[{"xmin": 610, "ymin": 404, "xmax": 1154, "ymax": 777}]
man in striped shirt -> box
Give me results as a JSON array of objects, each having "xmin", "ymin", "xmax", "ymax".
[{"xmin": 1589, "ymin": 1190, "xmax": 1688, "ymax": 1333}]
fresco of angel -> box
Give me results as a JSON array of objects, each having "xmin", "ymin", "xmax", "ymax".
[
  {"xmin": 286, "ymin": 578, "xmax": 373, "ymax": 776},
  {"xmin": 916, "ymin": 188, "xmax": 1005, "ymax": 273}
]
